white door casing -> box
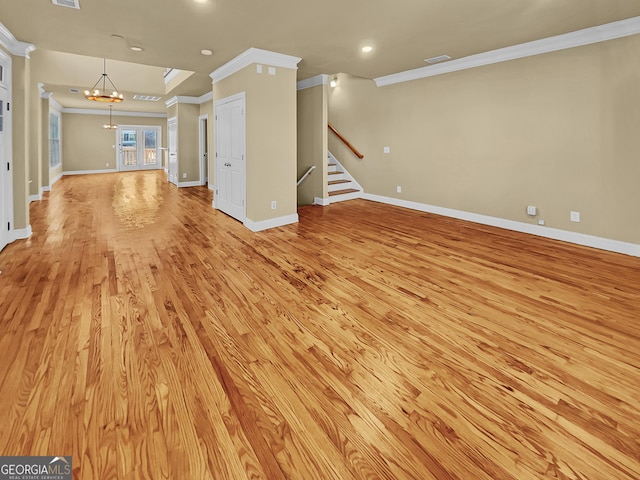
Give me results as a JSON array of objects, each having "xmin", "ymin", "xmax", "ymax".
[
  {"xmin": 199, "ymin": 114, "xmax": 209, "ymax": 187},
  {"xmin": 167, "ymin": 117, "xmax": 178, "ymax": 185},
  {"xmin": 0, "ymin": 53, "xmax": 12, "ymax": 252},
  {"xmin": 214, "ymin": 93, "xmax": 246, "ymax": 222}
]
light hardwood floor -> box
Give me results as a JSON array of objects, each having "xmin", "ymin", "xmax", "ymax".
[{"xmin": 1, "ymin": 170, "xmax": 639, "ymax": 479}]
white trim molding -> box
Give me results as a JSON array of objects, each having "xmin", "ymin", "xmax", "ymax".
[
  {"xmin": 0, "ymin": 22, "xmax": 35, "ymax": 57},
  {"xmin": 165, "ymin": 95, "xmax": 201, "ymax": 108},
  {"xmin": 177, "ymin": 180, "xmax": 201, "ymax": 188},
  {"xmin": 163, "ymin": 68, "xmax": 184, "ymax": 84},
  {"xmin": 165, "ymin": 93, "xmax": 213, "ymax": 107},
  {"xmin": 297, "ymin": 74, "xmax": 329, "ymax": 91},
  {"xmin": 13, "ymin": 225, "xmax": 32, "ymax": 241},
  {"xmin": 314, "ymin": 197, "xmax": 330, "ymax": 206},
  {"xmin": 62, "ymin": 108, "xmax": 167, "ymax": 118},
  {"xmin": 362, "ymin": 193, "xmax": 640, "ymax": 258},
  {"xmin": 244, "ymin": 213, "xmax": 299, "ymax": 232},
  {"xmin": 63, "ymin": 169, "xmax": 118, "ymax": 176},
  {"xmin": 375, "ymin": 16, "xmax": 640, "ymax": 87},
  {"xmin": 210, "ymin": 48, "xmax": 302, "ymax": 84}
]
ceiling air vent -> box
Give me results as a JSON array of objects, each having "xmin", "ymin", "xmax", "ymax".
[
  {"xmin": 52, "ymin": 0, "xmax": 80, "ymax": 9},
  {"xmin": 133, "ymin": 95, "xmax": 162, "ymax": 102},
  {"xmin": 69, "ymin": 88, "xmax": 79, "ymax": 94},
  {"xmin": 425, "ymin": 55, "xmax": 451, "ymax": 64}
]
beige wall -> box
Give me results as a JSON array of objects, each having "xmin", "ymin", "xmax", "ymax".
[
  {"xmin": 212, "ymin": 63, "xmax": 298, "ymax": 223},
  {"xmin": 328, "ymin": 35, "xmax": 640, "ymax": 245},
  {"xmin": 297, "ymin": 84, "xmax": 327, "ymax": 205},
  {"xmin": 11, "ymin": 54, "xmax": 29, "ymax": 230},
  {"xmin": 28, "ymin": 74, "xmax": 41, "ymax": 197},
  {"xmin": 177, "ymin": 103, "xmax": 200, "ymax": 182},
  {"xmin": 62, "ymin": 113, "xmax": 167, "ymax": 172}
]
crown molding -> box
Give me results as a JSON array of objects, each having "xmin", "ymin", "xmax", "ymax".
[
  {"xmin": 199, "ymin": 91, "xmax": 213, "ymax": 103},
  {"xmin": 62, "ymin": 108, "xmax": 167, "ymax": 118},
  {"xmin": 297, "ymin": 74, "xmax": 329, "ymax": 91},
  {"xmin": 375, "ymin": 15, "xmax": 640, "ymax": 87},
  {"xmin": 0, "ymin": 22, "xmax": 35, "ymax": 58},
  {"xmin": 210, "ymin": 47, "xmax": 302, "ymax": 84},
  {"xmin": 165, "ymin": 95, "xmax": 201, "ymax": 107}
]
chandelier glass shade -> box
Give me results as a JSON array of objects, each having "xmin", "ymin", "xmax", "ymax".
[{"xmin": 85, "ymin": 59, "xmax": 124, "ymax": 103}]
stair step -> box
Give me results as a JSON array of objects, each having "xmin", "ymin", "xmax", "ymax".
[
  {"xmin": 328, "ymin": 179, "xmax": 351, "ymax": 185},
  {"xmin": 328, "ymin": 170, "xmax": 343, "ymax": 175},
  {"xmin": 329, "ymin": 188, "xmax": 360, "ymax": 197}
]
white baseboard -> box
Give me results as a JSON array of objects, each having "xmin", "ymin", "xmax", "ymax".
[
  {"xmin": 63, "ymin": 169, "xmax": 118, "ymax": 176},
  {"xmin": 314, "ymin": 196, "xmax": 330, "ymax": 206},
  {"xmin": 178, "ymin": 180, "xmax": 202, "ymax": 188},
  {"xmin": 362, "ymin": 193, "xmax": 640, "ymax": 258},
  {"xmin": 13, "ymin": 225, "xmax": 32, "ymax": 241},
  {"xmin": 28, "ymin": 193, "xmax": 41, "ymax": 203},
  {"xmin": 244, "ymin": 213, "xmax": 299, "ymax": 232},
  {"xmin": 50, "ymin": 172, "xmax": 62, "ymax": 186}
]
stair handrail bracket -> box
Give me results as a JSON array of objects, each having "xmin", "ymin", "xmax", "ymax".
[{"xmin": 328, "ymin": 123, "xmax": 364, "ymax": 159}]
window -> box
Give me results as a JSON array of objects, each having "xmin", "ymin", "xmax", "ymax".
[{"xmin": 50, "ymin": 112, "xmax": 60, "ymax": 168}]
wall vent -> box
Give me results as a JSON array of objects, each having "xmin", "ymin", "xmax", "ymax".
[
  {"xmin": 425, "ymin": 54, "xmax": 451, "ymax": 64},
  {"xmin": 69, "ymin": 88, "xmax": 80, "ymax": 94},
  {"xmin": 52, "ymin": 0, "xmax": 80, "ymax": 9},
  {"xmin": 133, "ymin": 95, "xmax": 162, "ymax": 102}
]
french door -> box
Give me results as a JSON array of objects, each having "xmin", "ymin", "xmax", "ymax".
[{"xmin": 117, "ymin": 125, "xmax": 162, "ymax": 171}]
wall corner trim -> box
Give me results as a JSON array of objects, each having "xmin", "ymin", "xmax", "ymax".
[
  {"xmin": 244, "ymin": 213, "xmax": 299, "ymax": 232},
  {"xmin": 374, "ymin": 15, "xmax": 640, "ymax": 86},
  {"xmin": 210, "ymin": 48, "xmax": 302, "ymax": 84}
]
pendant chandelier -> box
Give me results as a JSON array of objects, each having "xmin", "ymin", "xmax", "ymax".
[
  {"xmin": 103, "ymin": 105, "xmax": 118, "ymax": 129},
  {"xmin": 85, "ymin": 58, "xmax": 124, "ymax": 103}
]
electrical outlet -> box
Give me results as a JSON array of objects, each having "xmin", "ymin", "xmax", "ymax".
[
  {"xmin": 570, "ymin": 211, "xmax": 581, "ymax": 222},
  {"xmin": 527, "ymin": 205, "xmax": 537, "ymax": 216},
  {"xmin": 538, "ymin": 219, "xmax": 545, "ymax": 226},
  {"xmin": 384, "ymin": 146, "xmax": 390, "ymax": 154},
  {"xmin": 396, "ymin": 186, "xmax": 402, "ymax": 193},
  {"xmin": 182, "ymin": 173, "xmax": 187, "ymax": 179},
  {"xmin": 271, "ymin": 201, "xmax": 277, "ymax": 210},
  {"xmin": 106, "ymin": 163, "xmax": 109, "ymax": 167}
]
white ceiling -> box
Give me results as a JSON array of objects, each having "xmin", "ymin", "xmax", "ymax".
[{"xmin": 2, "ymin": 0, "xmax": 640, "ymax": 113}]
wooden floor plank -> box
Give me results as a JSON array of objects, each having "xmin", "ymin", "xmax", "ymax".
[{"xmin": 1, "ymin": 170, "xmax": 639, "ymax": 479}]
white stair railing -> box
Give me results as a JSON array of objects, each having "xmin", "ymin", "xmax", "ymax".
[{"xmin": 297, "ymin": 165, "xmax": 316, "ymax": 186}]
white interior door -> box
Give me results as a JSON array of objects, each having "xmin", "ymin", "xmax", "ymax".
[
  {"xmin": 0, "ymin": 76, "xmax": 11, "ymax": 252},
  {"xmin": 117, "ymin": 125, "xmax": 161, "ymax": 171},
  {"xmin": 214, "ymin": 93, "xmax": 246, "ymax": 222},
  {"xmin": 167, "ymin": 117, "xmax": 178, "ymax": 185}
]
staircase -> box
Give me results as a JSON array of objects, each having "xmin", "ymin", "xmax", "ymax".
[{"xmin": 327, "ymin": 151, "xmax": 362, "ymax": 204}]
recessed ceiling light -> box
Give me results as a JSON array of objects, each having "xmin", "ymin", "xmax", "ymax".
[
  {"xmin": 193, "ymin": 0, "xmax": 208, "ymax": 3},
  {"xmin": 361, "ymin": 45, "xmax": 373, "ymax": 53},
  {"xmin": 425, "ymin": 54, "xmax": 451, "ymax": 64},
  {"xmin": 201, "ymin": 49, "xmax": 213, "ymax": 56},
  {"xmin": 130, "ymin": 46, "xmax": 143, "ymax": 52}
]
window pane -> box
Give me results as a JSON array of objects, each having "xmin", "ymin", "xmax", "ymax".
[{"xmin": 144, "ymin": 129, "xmax": 157, "ymax": 164}]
